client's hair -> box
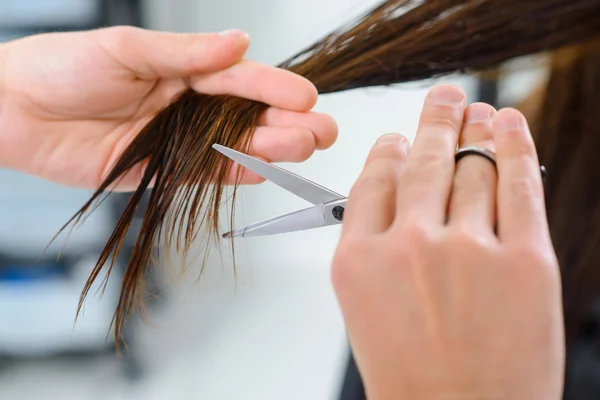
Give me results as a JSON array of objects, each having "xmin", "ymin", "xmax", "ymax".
[
  {"xmin": 525, "ymin": 39, "xmax": 600, "ymax": 346},
  {"xmin": 517, "ymin": 39, "xmax": 600, "ymax": 400},
  {"xmin": 53, "ymin": 0, "xmax": 600, "ymax": 345}
]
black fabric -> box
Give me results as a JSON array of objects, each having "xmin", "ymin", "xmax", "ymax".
[
  {"xmin": 337, "ymin": 352, "xmax": 366, "ymax": 400},
  {"xmin": 563, "ymin": 312, "xmax": 600, "ymax": 400}
]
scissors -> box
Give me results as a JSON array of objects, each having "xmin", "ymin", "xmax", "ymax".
[
  {"xmin": 212, "ymin": 144, "xmax": 547, "ymax": 239},
  {"xmin": 212, "ymin": 144, "xmax": 347, "ymax": 238}
]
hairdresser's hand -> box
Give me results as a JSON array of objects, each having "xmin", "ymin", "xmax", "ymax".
[
  {"xmin": 332, "ymin": 85, "xmax": 564, "ymax": 400},
  {"xmin": 0, "ymin": 26, "xmax": 337, "ymax": 190}
]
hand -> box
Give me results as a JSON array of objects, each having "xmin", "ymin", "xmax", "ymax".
[
  {"xmin": 332, "ymin": 85, "xmax": 564, "ymax": 399},
  {"xmin": 0, "ymin": 26, "xmax": 337, "ymax": 190}
]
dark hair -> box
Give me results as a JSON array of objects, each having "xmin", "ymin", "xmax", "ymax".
[
  {"xmin": 525, "ymin": 39, "xmax": 600, "ymax": 346},
  {"xmin": 51, "ymin": 0, "xmax": 600, "ymax": 346}
]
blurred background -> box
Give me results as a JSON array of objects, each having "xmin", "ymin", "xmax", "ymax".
[{"xmin": 0, "ymin": 0, "xmax": 546, "ymax": 399}]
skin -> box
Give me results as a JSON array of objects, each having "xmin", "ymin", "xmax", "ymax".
[
  {"xmin": 332, "ymin": 84, "xmax": 565, "ymax": 399},
  {"xmin": 0, "ymin": 27, "xmax": 564, "ymax": 398},
  {"xmin": 0, "ymin": 26, "xmax": 338, "ymax": 190}
]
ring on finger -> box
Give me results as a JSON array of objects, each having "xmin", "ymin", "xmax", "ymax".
[
  {"xmin": 455, "ymin": 146, "xmax": 547, "ymax": 180},
  {"xmin": 455, "ymin": 146, "xmax": 497, "ymax": 166}
]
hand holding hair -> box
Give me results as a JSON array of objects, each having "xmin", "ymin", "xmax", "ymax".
[
  {"xmin": 332, "ymin": 84, "xmax": 564, "ymax": 399},
  {"xmin": 0, "ymin": 26, "xmax": 338, "ymax": 189},
  {"xmin": 0, "ymin": 26, "xmax": 337, "ymax": 342}
]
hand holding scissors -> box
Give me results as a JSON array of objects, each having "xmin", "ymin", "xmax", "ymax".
[{"xmin": 216, "ymin": 84, "xmax": 564, "ymax": 400}]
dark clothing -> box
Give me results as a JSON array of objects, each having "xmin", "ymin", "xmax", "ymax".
[{"xmin": 338, "ymin": 352, "xmax": 366, "ymax": 400}]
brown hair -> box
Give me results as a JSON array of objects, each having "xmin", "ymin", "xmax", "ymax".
[
  {"xmin": 522, "ymin": 39, "xmax": 600, "ymax": 345},
  {"xmin": 52, "ymin": 0, "xmax": 600, "ymax": 346}
]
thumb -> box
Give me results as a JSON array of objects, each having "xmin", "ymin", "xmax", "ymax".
[{"xmin": 93, "ymin": 26, "xmax": 250, "ymax": 80}]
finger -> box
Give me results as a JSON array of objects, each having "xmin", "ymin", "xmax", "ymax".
[
  {"xmin": 492, "ymin": 108, "xmax": 548, "ymax": 243},
  {"xmin": 190, "ymin": 59, "xmax": 318, "ymax": 112},
  {"xmin": 447, "ymin": 103, "xmax": 497, "ymax": 232},
  {"xmin": 225, "ymin": 125, "xmax": 318, "ymax": 184},
  {"xmin": 259, "ymin": 108, "xmax": 339, "ymax": 150},
  {"xmin": 342, "ymin": 134, "xmax": 410, "ymax": 237},
  {"xmin": 394, "ymin": 84, "xmax": 467, "ymax": 227},
  {"xmin": 223, "ymin": 155, "xmax": 269, "ymax": 185},
  {"xmin": 113, "ymin": 156, "xmax": 270, "ymax": 189},
  {"xmin": 248, "ymin": 126, "xmax": 316, "ymax": 163},
  {"xmin": 94, "ymin": 27, "xmax": 250, "ymax": 80}
]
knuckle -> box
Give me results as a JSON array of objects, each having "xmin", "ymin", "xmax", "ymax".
[
  {"xmin": 290, "ymin": 128, "xmax": 316, "ymax": 161},
  {"xmin": 185, "ymin": 49, "xmax": 204, "ymax": 71},
  {"xmin": 96, "ymin": 25, "xmax": 136, "ymax": 50},
  {"xmin": 104, "ymin": 25, "xmax": 137, "ymax": 38},
  {"xmin": 429, "ymin": 116, "xmax": 461, "ymax": 133},
  {"xmin": 100, "ymin": 26, "xmax": 145, "ymax": 53},
  {"xmin": 398, "ymin": 216, "xmax": 436, "ymax": 245},
  {"xmin": 316, "ymin": 114, "xmax": 339, "ymax": 149},
  {"xmin": 412, "ymin": 149, "xmax": 452, "ymax": 172},
  {"xmin": 217, "ymin": 67, "xmax": 238, "ymax": 90},
  {"xmin": 300, "ymin": 87, "xmax": 318, "ymax": 110},
  {"xmin": 397, "ymin": 165, "xmax": 439, "ymax": 201},
  {"xmin": 445, "ymin": 228, "xmax": 491, "ymax": 250},
  {"xmin": 423, "ymin": 104, "xmax": 464, "ymax": 132}
]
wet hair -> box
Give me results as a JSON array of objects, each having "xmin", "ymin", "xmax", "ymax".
[{"xmin": 52, "ymin": 0, "xmax": 600, "ymax": 346}]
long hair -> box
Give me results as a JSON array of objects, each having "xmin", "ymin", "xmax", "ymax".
[
  {"xmin": 52, "ymin": 0, "xmax": 600, "ymax": 346},
  {"xmin": 527, "ymin": 39, "xmax": 600, "ymax": 346},
  {"xmin": 537, "ymin": 39, "xmax": 600, "ymax": 400}
]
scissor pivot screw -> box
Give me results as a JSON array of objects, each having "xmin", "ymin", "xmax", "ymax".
[{"xmin": 332, "ymin": 206, "xmax": 344, "ymax": 221}]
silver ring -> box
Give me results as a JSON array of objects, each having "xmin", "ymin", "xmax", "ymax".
[
  {"xmin": 455, "ymin": 146, "xmax": 547, "ymax": 180},
  {"xmin": 454, "ymin": 146, "xmax": 497, "ymax": 166}
]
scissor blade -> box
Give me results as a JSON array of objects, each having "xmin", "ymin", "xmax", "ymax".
[
  {"xmin": 222, "ymin": 204, "xmax": 337, "ymax": 238},
  {"xmin": 213, "ymin": 144, "xmax": 344, "ymax": 205}
]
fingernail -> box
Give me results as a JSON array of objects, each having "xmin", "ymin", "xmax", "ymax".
[
  {"xmin": 376, "ymin": 133, "xmax": 401, "ymax": 144},
  {"xmin": 495, "ymin": 109, "xmax": 525, "ymax": 132},
  {"xmin": 428, "ymin": 85, "xmax": 465, "ymax": 104},
  {"xmin": 398, "ymin": 136, "xmax": 410, "ymax": 155},
  {"xmin": 219, "ymin": 29, "xmax": 250, "ymax": 39},
  {"xmin": 466, "ymin": 104, "xmax": 493, "ymax": 123}
]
